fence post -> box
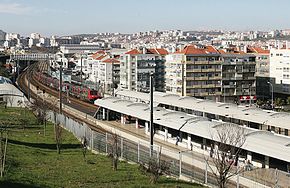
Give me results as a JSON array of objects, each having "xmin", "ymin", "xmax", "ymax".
[
  {"xmin": 179, "ymin": 151, "xmax": 182, "ymax": 178},
  {"xmin": 91, "ymin": 130, "xmax": 94, "ymax": 151},
  {"xmin": 105, "ymin": 132, "xmax": 108, "ymax": 153},
  {"xmin": 121, "ymin": 137, "xmax": 124, "ymax": 159},
  {"xmin": 204, "ymin": 160, "xmax": 208, "ymax": 184},
  {"xmin": 235, "ymin": 160, "xmax": 240, "ymax": 188},
  {"xmin": 157, "ymin": 145, "xmax": 160, "ymax": 162},
  {"xmin": 137, "ymin": 141, "xmax": 140, "ymax": 163}
]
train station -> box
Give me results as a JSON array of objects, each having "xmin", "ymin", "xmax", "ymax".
[
  {"xmin": 94, "ymin": 93, "xmax": 290, "ymax": 172},
  {"xmin": 114, "ymin": 89, "xmax": 290, "ymax": 137}
]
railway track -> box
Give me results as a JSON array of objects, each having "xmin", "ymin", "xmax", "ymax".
[{"xmin": 17, "ymin": 62, "xmax": 105, "ymax": 133}]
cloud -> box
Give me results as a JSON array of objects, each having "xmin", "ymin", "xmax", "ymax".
[{"xmin": 0, "ymin": 3, "xmax": 31, "ymax": 15}]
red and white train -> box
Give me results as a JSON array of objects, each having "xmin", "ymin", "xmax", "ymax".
[{"xmin": 35, "ymin": 72, "xmax": 102, "ymax": 103}]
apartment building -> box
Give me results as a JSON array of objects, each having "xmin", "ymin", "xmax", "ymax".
[
  {"xmin": 119, "ymin": 48, "xmax": 168, "ymax": 92},
  {"xmin": 219, "ymin": 48, "xmax": 256, "ymax": 103},
  {"xmin": 165, "ymin": 45, "xmax": 256, "ymax": 103},
  {"xmin": 89, "ymin": 51, "xmax": 109, "ymax": 83},
  {"xmin": 97, "ymin": 58, "xmax": 120, "ymax": 93},
  {"xmin": 269, "ymin": 46, "xmax": 290, "ymax": 95},
  {"xmin": 247, "ymin": 47, "xmax": 270, "ymax": 100},
  {"xmin": 165, "ymin": 45, "xmax": 222, "ymax": 101}
]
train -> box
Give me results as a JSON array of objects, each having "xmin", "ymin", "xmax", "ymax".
[{"xmin": 34, "ymin": 71, "xmax": 102, "ymax": 103}]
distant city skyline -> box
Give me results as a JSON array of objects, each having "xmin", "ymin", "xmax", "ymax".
[{"xmin": 1, "ymin": 0, "xmax": 290, "ymax": 37}]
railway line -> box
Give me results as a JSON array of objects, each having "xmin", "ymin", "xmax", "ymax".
[{"xmin": 17, "ymin": 62, "xmax": 105, "ymax": 133}]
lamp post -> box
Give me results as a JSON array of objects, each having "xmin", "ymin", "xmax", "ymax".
[
  {"xmin": 267, "ymin": 81, "xmax": 273, "ymax": 110},
  {"xmin": 249, "ymin": 84, "xmax": 251, "ymax": 106},
  {"xmin": 59, "ymin": 60, "xmax": 63, "ymax": 114},
  {"xmin": 150, "ymin": 73, "xmax": 154, "ymax": 156}
]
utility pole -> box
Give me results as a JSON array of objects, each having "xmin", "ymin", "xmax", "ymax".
[
  {"xmin": 59, "ymin": 61, "xmax": 63, "ymax": 114},
  {"xmin": 150, "ymin": 73, "xmax": 154, "ymax": 156},
  {"xmin": 28, "ymin": 60, "xmax": 31, "ymax": 102},
  {"xmin": 249, "ymin": 84, "xmax": 251, "ymax": 106},
  {"xmin": 80, "ymin": 54, "xmax": 83, "ymax": 88}
]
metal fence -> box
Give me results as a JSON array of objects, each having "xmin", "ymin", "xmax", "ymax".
[{"xmin": 47, "ymin": 111, "xmax": 287, "ymax": 188}]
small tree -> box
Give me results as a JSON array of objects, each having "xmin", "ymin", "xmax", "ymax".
[
  {"xmin": 274, "ymin": 98, "xmax": 284, "ymax": 111},
  {"xmin": 55, "ymin": 121, "xmax": 63, "ymax": 154},
  {"xmin": 81, "ymin": 136, "xmax": 88, "ymax": 160},
  {"xmin": 108, "ymin": 133, "xmax": 120, "ymax": 171},
  {"xmin": 206, "ymin": 123, "xmax": 246, "ymax": 188},
  {"xmin": 0, "ymin": 127, "xmax": 8, "ymax": 178},
  {"xmin": 30, "ymin": 99, "xmax": 50, "ymax": 135},
  {"xmin": 139, "ymin": 147, "xmax": 170, "ymax": 184},
  {"xmin": 256, "ymin": 99, "xmax": 265, "ymax": 107},
  {"xmin": 286, "ymin": 97, "xmax": 290, "ymax": 105}
]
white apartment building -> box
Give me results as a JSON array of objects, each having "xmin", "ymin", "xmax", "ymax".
[
  {"xmin": 269, "ymin": 46, "xmax": 290, "ymax": 95},
  {"xmin": 97, "ymin": 58, "xmax": 120, "ymax": 93},
  {"xmin": 270, "ymin": 48, "xmax": 290, "ymax": 85},
  {"xmin": 89, "ymin": 52, "xmax": 109, "ymax": 83},
  {"xmin": 119, "ymin": 48, "xmax": 168, "ymax": 92}
]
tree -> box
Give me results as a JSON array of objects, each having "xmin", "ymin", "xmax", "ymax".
[
  {"xmin": 206, "ymin": 123, "xmax": 246, "ymax": 188},
  {"xmin": 286, "ymin": 97, "xmax": 290, "ymax": 105},
  {"xmin": 30, "ymin": 99, "xmax": 50, "ymax": 135},
  {"xmin": 0, "ymin": 126, "xmax": 8, "ymax": 178},
  {"xmin": 139, "ymin": 147, "xmax": 170, "ymax": 184},
  {"xmin": 55, "ymin": 121, "xmax": 63, "ymax": 154},
  {"xmin": 274, "ymin": 98, "xmax": 284, "ymax": 111},
  {"xmin": 256, "ymin": 99, "xmax": 265, "ymax": 107},
  {"xmin": 108, "ymin": 132, "xmax": 120, "ymax": 171},
  {"xmin": 81, "ymin": 136, "xmax": 88, "ymax": 160}
]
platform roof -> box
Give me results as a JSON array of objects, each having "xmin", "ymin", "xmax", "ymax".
[
  {"xmin": 96, "ymin": 97, "xmax": 290, "ymax": 163},
  {"xmin": 0, "ymin": 83, "xmax": 24, "ymax": 97},
  {"xmin": 114, "ymin": 89, "xmax": 290, "ymax": 130}
]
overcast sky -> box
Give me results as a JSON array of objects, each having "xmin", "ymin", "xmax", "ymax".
[{"xmin": 1, "ymin": 0, "xmax": 289, "ymax": 37}]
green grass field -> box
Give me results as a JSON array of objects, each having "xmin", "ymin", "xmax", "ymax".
[{"xmin": 0, "ymin": 107, "xmax": 203, "ymax": 188}]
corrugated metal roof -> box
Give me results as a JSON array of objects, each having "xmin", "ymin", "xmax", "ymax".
[
  {"xmin": 95, "ymin": 96, "xmax": 290, "ymax": 162},
  {"xmin": 114, "ymin": 89, "xmax": 290, "ymax": 130}
]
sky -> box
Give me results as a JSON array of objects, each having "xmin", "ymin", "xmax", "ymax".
[{"xmin": 0, "ymin": 0, "xmax": 290, "ymax": 37}]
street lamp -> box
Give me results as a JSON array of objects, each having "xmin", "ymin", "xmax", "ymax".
[
  {"xmin": 249, "ymin": 84, "xmax": 251, "ymax": 106},
  {"xmin": 149, "ymin": 72, "xmax": 154, "ymax": 157},
  {"xmin": 267, "ymin": 81, "xmax": 274, "ymax": 110}
]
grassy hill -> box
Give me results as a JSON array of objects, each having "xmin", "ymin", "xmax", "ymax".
[{"xmin": 0, "ymin": 107, "xmax": 203, "ymax": 188}]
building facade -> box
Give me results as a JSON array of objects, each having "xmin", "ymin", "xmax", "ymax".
[
  {"xmin": 269, "ymin": 48, "xmax": 290, "ymax": 96},
  {"xmin": 220, "ymin": 48, "xmax": 256, "ymax": 103},
  {"xmin": 165, "ymin": 45, "xmax": 256, "ymax": 103},
  {"xmin": 165, "ymin": 45, "xmax": 222, "ymax": 100},
  {"xmin": 120, "ymin": 48, "xmax": 168, "ymax": 92}
]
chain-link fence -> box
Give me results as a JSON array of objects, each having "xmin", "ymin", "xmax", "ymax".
[{"xmin": 47, "ymin": 111, "xmax": 285, "ymax": 188}]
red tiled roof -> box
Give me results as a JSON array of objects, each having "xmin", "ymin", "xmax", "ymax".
[
  {"xmin": 125, "ymin": 48, "xmax": 168, "ymax": 55},
  {"xmin": 125, "ymin": 49, "xmax": 141, "ymax": 55},
  {"xmin": 174, "ymin": 45, "xmax": 219, "ymax": 55},
  {"xmin": 248, "ymin": 47, "xmax": 270, "ymax": 54},
  {"xmin": 218, "ymin": 48, "xmax": 246, "ymax": 55},
  {"xmin": 102, "ymin": 58, "xmax": 120, "ymax": 64},
  {"xmin": 94, "ymin": 55, "xmax": 107, "ymax": 60},
  {"xmin": 95, "ymin": 50, "xmax": 105, "ymax": 54},
  {"xmin": 155, "ymin": 48, "xmax": 168, "ymax": 55}
]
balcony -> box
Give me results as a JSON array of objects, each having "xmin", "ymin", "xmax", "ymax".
[
  {"xmin": 223, "ymin": 84, "xmax": 236, "ymax": 88},
  {"xmin": 201, "ymin": 84, "xmax": 219, "ymax": 88},
  {"xmin": 186, "ymin": 85, "xmax": 202, "ymax": 89},
  {"xmin": 186, "ymin": 60, "xmax": 222, "ymax": 65},
  {"xmin": 209, "ymin": 76, "xmax": 222, "ymax": 80}
]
